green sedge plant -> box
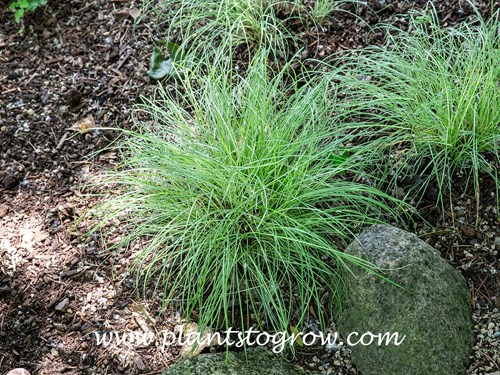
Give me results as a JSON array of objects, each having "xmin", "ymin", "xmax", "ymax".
[
  {"xmin": 141, "ymin": 0, "xmax": 361, "ymax": 76},
  {"xmin": 142, "ymin": 0, "xmax": 294, "ymax": 66},
  {"xmin": 331, "ymin": 8, "xmax": 500, "ymax": 213},
  {"xmin": 87, "ymin": 51, "xmax": 406, "ymax": 341},
  {"xmin": 307, "ymin": 0, "xmax": 359, "ymax": 26}
]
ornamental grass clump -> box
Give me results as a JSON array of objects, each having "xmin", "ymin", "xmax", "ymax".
[
  {"xmin": 143, "ymin": 0, "xmax": 293, "ymax": 63},
  {"xmin": 89, "ymin": 53, "xmax": 404, "ymax": 336},
  {"xmin": 141, "ymin": 0, "xmax": 361, "ymax": 72},
  {"xmin": 332, "ymin": 9, "xmax": 500, "ymax": 210}
]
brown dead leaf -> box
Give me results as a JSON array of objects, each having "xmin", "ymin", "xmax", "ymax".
[
  {"xmin": 113, "ymin": 7, "xmax": 140, "ymax": 19},
  {"xmin": 33, "ymin": 230, "xmax": 49, "ymax": 243},
  {"xmin": 68, "ymin": 114, "xmax": 94, "ymax": 134},
  {"xmin": 98, "ymin": 152, "xmax": 118, "ymax": 160}
]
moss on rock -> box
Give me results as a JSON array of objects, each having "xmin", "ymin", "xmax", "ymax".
[
  {"xmin": 338, "ymin": 224, "xmax": 473, "ymax": 375},
  {"xmin": 163, "ymin": 349, "xmax": 308, "ymax": 375}
]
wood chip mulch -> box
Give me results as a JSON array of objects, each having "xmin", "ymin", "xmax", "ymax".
[{"xmin": 1, "ymin": 0, "xmax": 499, "ymax": 374}]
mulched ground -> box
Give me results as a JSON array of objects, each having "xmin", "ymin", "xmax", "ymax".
[{"xmin": 0, "ymin": 0, "xmax": 499, "ymax": 374}]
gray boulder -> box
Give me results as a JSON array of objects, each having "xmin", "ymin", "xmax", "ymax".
[
  {"xmin": 163, "ymin": 349, "xmax": 308, "ymax": 375},
  {"xmin": 338, "ymin": 224, "xmax": 473, "ymax": 375}
]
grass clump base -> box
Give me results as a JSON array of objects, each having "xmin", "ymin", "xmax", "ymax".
[{"xmin": 89, "ymin": 54, "xmax": 404, "ymax": 340}]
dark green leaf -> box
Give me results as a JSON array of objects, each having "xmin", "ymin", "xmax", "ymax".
[
  {"xmin": 147, "ymin": 48, "xmax": 174, "ymax": 80},
  {"xmin": 166, "ymin": 41, "xmax": 185, "ymax": 63}
]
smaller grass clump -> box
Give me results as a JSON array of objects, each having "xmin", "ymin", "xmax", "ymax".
[
  {"xmin": 332, "ymin": 9, "xmax": 500, "ymax": 211},
  {"xmin": 88, "ymin": 53, "xmax": 404, "ymax": 337},
  {"xmin": 308, "ymin": 0, "xmax": 357, "ymax": 26},
  {"xmin": 143, "ymin": 0, "xmax": 293, "ymax": 63},
  {"xmin": 141, "ymin": 0, "xmax": 360, "ymax": 72}
]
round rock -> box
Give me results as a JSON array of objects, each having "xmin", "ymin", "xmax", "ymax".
[
  {"xmin": 163, "ymin": 349, "xmax": 307, "ymax": 375},
  {"xmin": 338, "ymin": 224, "xmax": 473, "ymax": 375}
]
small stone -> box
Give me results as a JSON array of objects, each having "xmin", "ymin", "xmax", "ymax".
[
  {"xmin": 0, "ymin": 204, "xmax": 9, "ymax": 217},
  {"xmin": 65, "ymin": 89, "xmax": 82, "ymax": 108},
  {"xmin": 50, "ymin": 348, "xmax": 59, "ymax": 357},
  {"xmin": 55, "ymin": 298, "xmax": 70, "ymax": 312},
  {"xmin": 460, "ymin": 225, "xmax": 476, "ymax": 237},
  {"xmin": 26, "ymin": 108, "xmax": 35, "ymax": 117},
  {"xmin": 6, "ymin": 369, "xmax": 30, "ymax": 375},
  {"xmin": 333, "ymin": 360, "xmax": 341, "ymax": 366},
  {"xmin": 1, "ymin": 175, "xmax": 19, "ymax": 190},
  {"xmin": 494, "ymin": 237, "xmax": 500, "ymax": 251}
]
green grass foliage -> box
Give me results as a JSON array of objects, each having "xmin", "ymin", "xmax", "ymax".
[
  {"xmin": 89, "ymin": 54, "xmax": 404, "ymax": 336},
  {"xmin": 331, "ymin": 8, "xmax": 499, "ymax": 209}
]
